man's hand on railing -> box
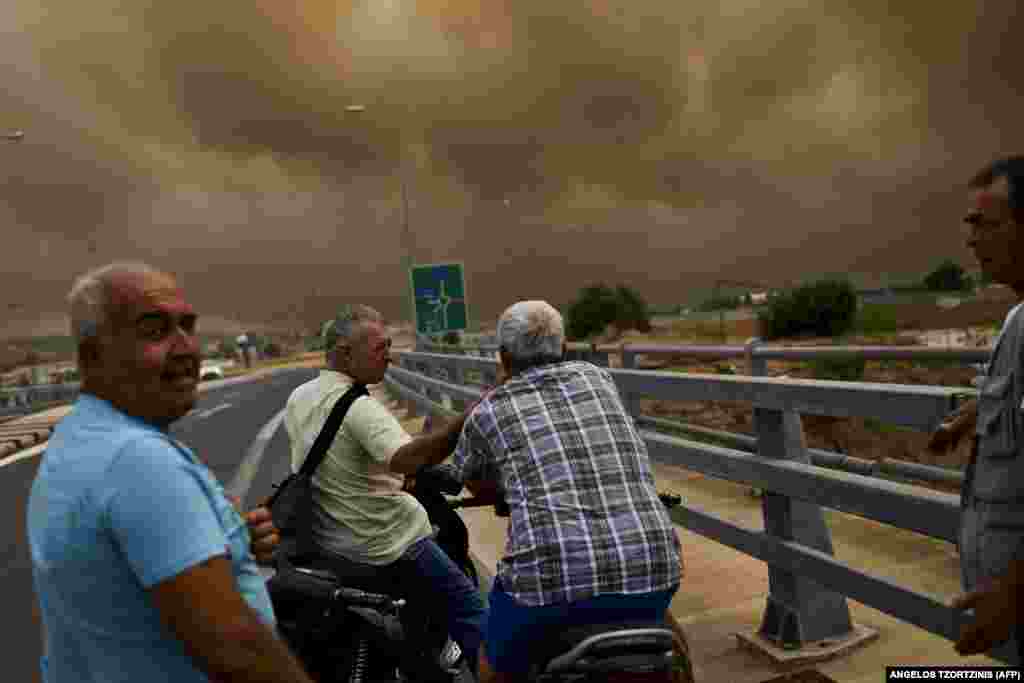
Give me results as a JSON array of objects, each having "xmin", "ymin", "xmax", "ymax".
[
  {"xmin": 951, "ymin": 558, "xmax": 1024, "ymax": 657},
  {"xmin": 927, "ymin": 398, "xmax": 978, "ymax": 454}
]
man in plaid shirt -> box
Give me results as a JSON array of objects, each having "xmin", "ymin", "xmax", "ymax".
[{"xmin": 452, "ymin": 300, "xmax": 682, "ymax": 680}]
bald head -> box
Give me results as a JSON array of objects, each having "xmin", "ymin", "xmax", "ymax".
[
  {"xmin": 68, "ymin": 262, "xmax": 168, "ymax": 344},
  {"xmin": 497, "ymin": 300, "xmax": 566, "ymax": 372},
  {"xmin": 68, "ymin": 261, "xmax": 200, "ymax": 427}
]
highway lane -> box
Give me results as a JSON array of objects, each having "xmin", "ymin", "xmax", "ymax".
[{"xmin": 0, "ymin": 368, "xmax": 316, "ymax": 683}]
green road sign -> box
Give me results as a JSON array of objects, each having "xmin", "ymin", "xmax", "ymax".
[{"xmin": 410, "ymin": 262, "xmax": 468, "ymax": 335}]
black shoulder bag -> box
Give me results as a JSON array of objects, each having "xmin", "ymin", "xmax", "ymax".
[{"xmin": 265, "ymin": 383, "xmax": 368, "ymax": 557}]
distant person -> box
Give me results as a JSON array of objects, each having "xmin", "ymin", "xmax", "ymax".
[
  {"xmin": 451, "ymin": 300, "xmax": 684, "ymax": 682},
  {"xmin": 929, "ymin": 157, "xmax": 1024, "ymax": 663},
  {"xmin": 27, "ymin": 262, "xmax": 307, "ymax": 683},
  {"xmin": 283, "ymin": 306, "xmax": 486, "ymax": 678}
]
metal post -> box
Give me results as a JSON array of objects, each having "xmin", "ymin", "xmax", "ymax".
[
  {"xmin": 620, "ymin": 346, "xmax": 641, "ymax": 418},
  {"xmin": 717, "ymin": 281, "xmax": 725, "ymax": 343},
  {"xmin": 746, "ymin": 337, "xmax": 765, "ymax": 377},
  {"xmin": 400, "ymin": 170, "xmax": 415, "ymax": 329},
  {"xmin": 752, "ymin": 408, "xmax": 855, "ymax": 651}
]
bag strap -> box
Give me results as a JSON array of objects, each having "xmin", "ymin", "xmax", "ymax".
[{"xmin": 298, "ymin": 383, "xmax": 369, "ymax": 478}]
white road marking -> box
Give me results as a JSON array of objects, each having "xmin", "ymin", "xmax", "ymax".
[
  {"xmin": 226, "ymin": 407, "xmax": 287, "ymax": 502},
  {"xmin": 193, "ymin": 403, "xmax": 232, "ymax": 420},
  {"xmin": 1, "ymin": 442, "xmax": 47, "ymax": 467},
  {"xmin": 0, "ymin": 368, "xmax": 299, "ymax": 469}
]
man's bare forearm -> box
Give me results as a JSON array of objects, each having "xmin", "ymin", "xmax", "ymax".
[
  {"xmin": 198, "ymin": 611, "xmax": 314, "ymax": 683},
  {"xmin": 390, "ymin": 413, "xmax": 467, "ymax": 475}
]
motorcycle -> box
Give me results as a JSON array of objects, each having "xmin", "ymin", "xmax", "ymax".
[
  {"xmin": 266, "ymin": 464, "xmax": 688, "ymax": 682},
  {"xmin": 450, "ymin": 490, "xmax": 687, "ymax": 682},
  {"xmin": 267, "ymin": 464, "xmax": 477, "ymax": 682}
]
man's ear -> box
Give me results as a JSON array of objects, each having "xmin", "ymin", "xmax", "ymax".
[{"xmin": 76, "ymin": 337, "xmax": 101, "ymax": 372}]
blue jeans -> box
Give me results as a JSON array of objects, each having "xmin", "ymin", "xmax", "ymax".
[
  {"xmin": 317, "ymin": 537, "xmax": 486, "ymax": 674},
  {"xmin": 486, "ymin": 578, "xmax": 678, "ymax": 674}
]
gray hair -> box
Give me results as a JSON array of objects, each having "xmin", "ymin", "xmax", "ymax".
[
  {"xmin": 67, "ymin": 261, "xmax": 165, "ymax": 344},
  {"xmin": 497, "ymin": 300, "xmax": 565, "ymax": 366},
  {"xmin": 322, "ymin": 305, "xmax": 384, "ymax": 364}
]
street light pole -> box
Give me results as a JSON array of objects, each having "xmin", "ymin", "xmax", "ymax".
[
  {"xmin": 398, "ymin": 147, "xmax": 415, "ymax": 330},
  {"xmin": 344, "ymin": 105, "xmax": 416, "ymax": 328}
]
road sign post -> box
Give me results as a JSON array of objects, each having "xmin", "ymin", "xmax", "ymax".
[{"xmin": 410, "ymin": 262, "xmax": 469, "ymax": 337}]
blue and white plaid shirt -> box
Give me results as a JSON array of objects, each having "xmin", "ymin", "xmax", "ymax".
[{"xmin": 453, "ymin": 361, "xmax": 682, "ymax": 606}]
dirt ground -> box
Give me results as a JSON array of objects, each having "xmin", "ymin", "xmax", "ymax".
[{"xmin": 619, "ymin": 312, "xmax": 996, "ymax": 492}]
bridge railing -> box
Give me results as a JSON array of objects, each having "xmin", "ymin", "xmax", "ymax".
[
  {"xmin": 416, "ymin": 338, "xmax": 992, "ymax": 370},
  {"xmin": 385, "ymin": 346, "xmax": 1012, "ymax": 663},
  {"xmin": 0, "ymin": 382, "xmax": 81, "ymax": 419},
  {"xmin": 414, "ymin": 340, "xmax": 985, "ymax": 487}
]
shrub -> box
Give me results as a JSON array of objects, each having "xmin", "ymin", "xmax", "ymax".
[
  {"xmin": 614, "ymin": 285, "xmax": 652, "ymax": 332},
  {"xmin": 441, "ymin": 330, "xmax": 462, "ymax": 346},
  {"xmin": 923, "ymin": 259, "xmax": 972, "ymax": 292},
  {"xmin": 698, "ymin": 294, "xmax": 742, "ymax": 312},
  {"xmin": 757, "ymin": 279, "xmax": 858, "ymax": 340},
  {"xmin": 810, "ymin": 357, "xmax": 866, "ymax": 382},
  {"xmin": 218, "ymin": 338, "xmax": 239, "ymax": 357},
  {"xmin": 855, "ymin": 304, "xmax": 900, "ymax": 335},
  {"xmin": 566, "ymin": 283, "xmax": 652, "ymax": 340}
]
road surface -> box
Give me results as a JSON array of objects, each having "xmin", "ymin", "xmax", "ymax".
[{"xmin": 0, "ymin": 368, "xmax": 317, "ymax": 683}]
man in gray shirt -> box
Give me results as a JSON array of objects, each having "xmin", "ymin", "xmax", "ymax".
[{"xmin": 931, "ymin": 157, "xmax": 1024, "ymax": 662}]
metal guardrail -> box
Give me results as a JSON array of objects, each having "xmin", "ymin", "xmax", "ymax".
[
  {"xmin": 385, "ymin": 346, "xmax": 1013, "ymax": 662},
  {"xmin": 635, "ymin": 415, "xmax": 965, "ymax": 487},
  {"xmin": 0, "ymin": 359, "xmax": 237, "ymax": 417},
  {"xmin": 0, "ymin": 382, "xmax": 81, "ymax": 416},
  {"xmin": 417, "ymin": 339, "xmax": 992, "ymax": 365}
]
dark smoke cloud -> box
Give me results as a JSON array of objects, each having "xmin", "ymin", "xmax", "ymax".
[{"xmin": 5, "ymin": 0, "xmax": 1024, "ymax": 325}]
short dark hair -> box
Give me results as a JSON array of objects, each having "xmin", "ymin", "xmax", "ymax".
[{"xmin": 968, "ymin": 156, "xmax": 1024, "ymax": 222}]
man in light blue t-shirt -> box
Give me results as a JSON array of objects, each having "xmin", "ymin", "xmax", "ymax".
[{"xmin": 27, "ymin": 262, "xmax": 312, "ymax": 683}]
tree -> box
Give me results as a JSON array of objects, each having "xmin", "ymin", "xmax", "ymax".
[
  {"xmin": 923, "ymin": 260, "xmax": 971, "ymax": 292},
  {"xmin": 218, "ymin": 338, "xmax": 239, "ymax": 358},
  {"xmin": 304, "ymin": 336, "xmax": 326, "ymax": 352},
  {"xmin": 698, "ymin": 294, "xmax": 742, "ymax": 312},
  {"xmin": 757, "ymin": 279, "xmax": 858, "ymax": 340},
  {"xmin": 614, "ymin": 285, "xmax": 652, "ymax": 332},
  {"xmin": 566, "ymin": 283, "xmax": 651, "ymax": 340}
]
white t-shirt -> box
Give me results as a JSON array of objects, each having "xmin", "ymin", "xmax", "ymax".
[{"xmin": 284, "ymin": 371, "xmax": 431, "ymax": 565}]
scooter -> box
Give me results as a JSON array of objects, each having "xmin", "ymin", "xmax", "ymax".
[
  {"xmin": 267, "ymin": 464, "xmax": 687, "ymax": 682},
  {"xmin": 450, "ymin": 490, "xmax": 687, "ymax": 682},
  {"xmin": 266, "ymin": 464, "xmax": 478, "ymax": 682}
]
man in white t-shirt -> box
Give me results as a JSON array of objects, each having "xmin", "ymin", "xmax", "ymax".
[{"xmin": 284, "ymin": 305, "xmax": 485, "ymax": 678}]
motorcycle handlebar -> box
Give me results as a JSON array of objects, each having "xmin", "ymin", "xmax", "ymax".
[
  {"xmin": 449, "ymin": 497, "xmax": 495, "ymax": 509},
  {"xmin": 333, "ymin": 586, "xmax": 404, "ymax": 609}
]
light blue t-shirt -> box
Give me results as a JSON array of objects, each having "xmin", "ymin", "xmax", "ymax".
[{"xmin": 27, "ymin": 394, "xmax": 276, "ymax": 682}]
